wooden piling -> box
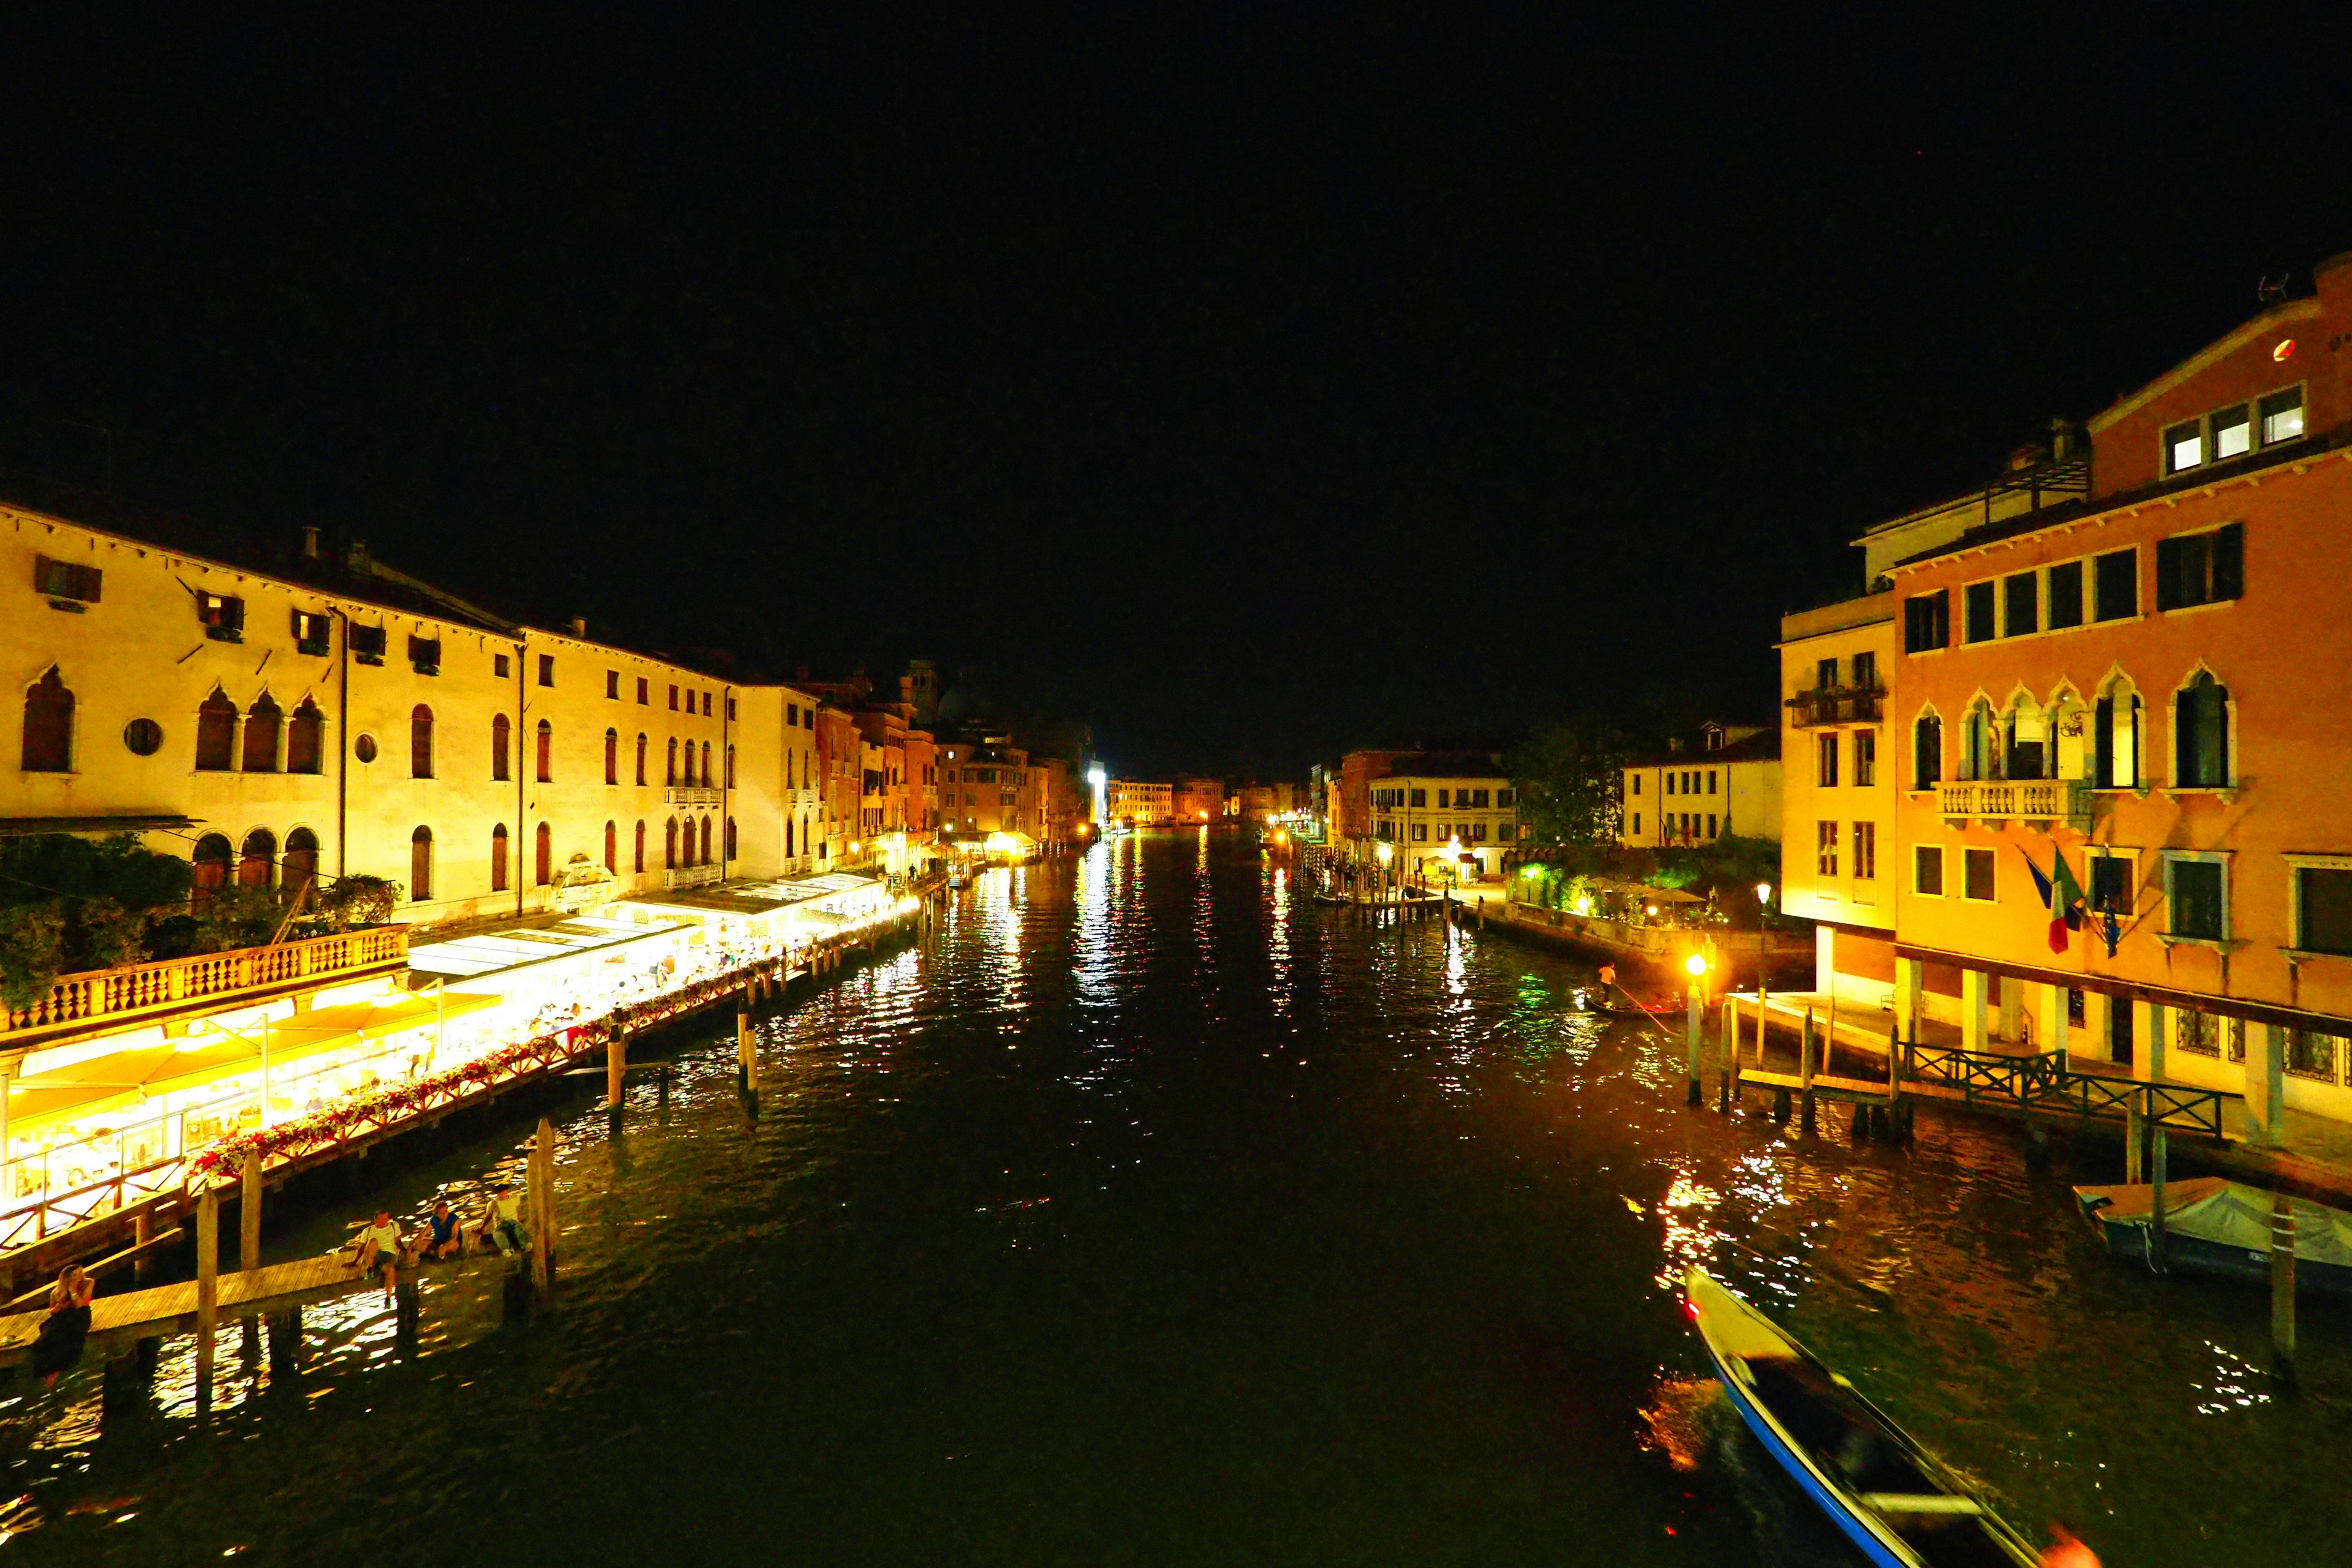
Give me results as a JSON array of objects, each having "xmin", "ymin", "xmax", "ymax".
[
  {"xmin": 2271, "ymin": 1194, "xmax": 2297, "ymax": 1381},
  {"xmin": 1823, "ymin": 992, "xmax": 1838, "ymax": 1078},
  {"xmin": 195, "ymin": 1189, "xmax": 219, "ymax": 1404},
  {"xmin": 1684, "ymin": 986, "xmax": 1702, "ymax": 1106},
  {"xmin": 737, "ymin": 994, "xmax": 758, "ymax": 1091},
  {"xmin": 2150, "ymin": 1122, "xmax": 2169, "ymax": 1270},
  {"xmin": 1798, "ymin": 1009, "xmax": 1817, "ymax": 1135},
  {"xmin": 607, "ymin": 1028, "xmax": 628, "ymax": 1111},
  {"xmin": 2125, "ymin": 1091, "xmax": 2144, "ymax": 1184},
  {"xmin": 240, "ymin": 1154, "xmax": 263, "ymax": 1359},
  {"xmin": 529, "ymin": 1118, "xmax": 554, "ymax": 1305}
]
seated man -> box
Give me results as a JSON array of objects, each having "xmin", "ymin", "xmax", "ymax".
[
  {"xmin": 348, "ymin": 1210, "xmax": 407, "ymax": 1303},
  {"xmin": 420, "ymin": 1198, "xmax": 465, "ymax": 1261},
  {"xmin": 478, "ymin": 1185, "xmax": 529, "ymax": 1256}
]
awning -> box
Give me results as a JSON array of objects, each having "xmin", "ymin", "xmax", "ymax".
[{"xmin": 6, "ymin": 992, "xmax": 499, "ymax": 1139}]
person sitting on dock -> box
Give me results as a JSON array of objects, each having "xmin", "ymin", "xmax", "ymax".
[
  {"xmin": 30, "ymin": 1265, "xmax": 96, "ymax": 1388},
  {"xmin": 349, "ymin": 1210, "xmax": 408, "ymax": 1303},
  {"xmin": 478, "ymin": 1185, "xmax": 529, "ymax": 1256},
  {"xmin": 420, "ymin": 1198, "xmax": 465, "ymax": 1261}
]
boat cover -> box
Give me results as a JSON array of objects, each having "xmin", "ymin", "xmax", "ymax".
[{"xmin": 2075, "ymin": 1178, "xmax": 2352, "ymax": 1268}]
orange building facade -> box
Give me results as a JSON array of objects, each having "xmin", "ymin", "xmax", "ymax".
[{"xmin": 1885, "ymin": 248, "xmax": 2352, "ymax": 1135}]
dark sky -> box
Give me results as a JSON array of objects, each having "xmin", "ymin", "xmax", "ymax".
[{"xmin": 5, "ymin": 10, "xmax": 2348, "ymax": 777}]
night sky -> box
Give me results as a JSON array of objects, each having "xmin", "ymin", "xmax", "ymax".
[{"xmin": 5, "ymin": 12, "xmax": 2348, "ymax": 777}]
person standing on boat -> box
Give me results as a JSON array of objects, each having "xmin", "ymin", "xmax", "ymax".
[{"xmin": 31, "ymin": 1265, "xmax": 96, "ymax": 1387}]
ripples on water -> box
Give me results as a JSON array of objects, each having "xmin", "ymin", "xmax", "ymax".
[{"xmin": 8, "ymin": 830, "xmax": 2343, "ymax": 1565}]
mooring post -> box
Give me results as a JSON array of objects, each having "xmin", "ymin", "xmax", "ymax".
[
  {"xmin": 2125, "ymin": 1090, "xmax": 2144, "ymax": 1185},
  {"xmin": 529, "ymin": 1118, "xmax": 554, "ymax": 1306},
  {"xmin": 134, "ymin": 1207, "xmax": 155, "ymax": 1284},
  {"xmin": 737, "ymin": 991, "xmax": 759, "ymax": 1093},
  {"xmin": 1719, "ymin": 999, "xmax": 1736, "ymax": 1112},
  {"xmin": 1685, "ymin": 984, "xmax": 1703, "ymax": 1106},
  {"xmin": 240, "ymin": 1153, "xmax": 263, "ymax": 1360},
  {"xmin": 2150, "ymin": 1120, "xmax": 2169, "ymax": 1270},
  {"xmin": 1798, "ymin": 1008, "xmax": 1817, "ymax": 1135},
  {"xmin": 607, "ymin": 1027, "xmax": 628, "ymax": 1112},
  {"xmin": 2272, "ymin": 1193, "xmax": 2297, "ymax": 1382},
  {"xmin": 195, "ymin": 1188, "xmax": 219, "ymax": 1408}
]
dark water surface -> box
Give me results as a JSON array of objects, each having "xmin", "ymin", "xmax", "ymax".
[{"xmin": 9, "ymin": 831, "xmax": 2346, "ymax": 1564}]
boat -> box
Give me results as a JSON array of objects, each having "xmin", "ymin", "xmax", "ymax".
[
  {"xmin": 2073, "ymin": 1177, "xmax": 2352, "ymax": 1293},
  {"xmin": 1684, "ymin": 1269, "xmax": 2039, "ymax": 1567}
]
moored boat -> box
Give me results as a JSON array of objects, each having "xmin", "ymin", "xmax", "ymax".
[
  {"xmin": 1684, "ymin": 1268, "xmax": 2039, "ymax": 1567},
  {"xmin": 2072, "ymin": 1177, "xmax": 2352, "ymax": 1292}
]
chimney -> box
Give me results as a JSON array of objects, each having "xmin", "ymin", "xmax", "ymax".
[
  {"xmin": 345, "ymin": 537, "xmax": 371, "ymax": 573},
  {"xmin": 300, "ymin": 525, "xmax": 320, "ymax": 560},
  {"xmin": 570, "ymin": 617, "xmax": 587, "ymax": 638}
]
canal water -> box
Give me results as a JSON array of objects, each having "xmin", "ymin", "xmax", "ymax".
[{"xmin": 6, "ymin": 831, "xmax": 2343, "ymax": 1565}]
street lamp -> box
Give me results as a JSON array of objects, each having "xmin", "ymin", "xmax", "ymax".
[
  {"xmin": 1754, "ymin": 881, "xmax": 1774, "ymax": 1054},
  {"xmin": 1684, "ymin": 951, "xmax": 1709, "ymax": 1105}
]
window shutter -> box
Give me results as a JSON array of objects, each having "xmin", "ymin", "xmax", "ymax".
[
  {"xmin": 2154, "ymin": 537, "xmax": 2184, "ymax": 611},
  {"xmin": 2212, "ymin": 522, "xmax": 2244, "ymax": 601}
]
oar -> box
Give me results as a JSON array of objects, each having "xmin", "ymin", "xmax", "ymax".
[{"xmin": 1608, "ymin": 977, "xmax": 1670, "ymax": 1041}]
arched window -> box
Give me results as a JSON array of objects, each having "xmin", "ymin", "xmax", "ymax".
[
  {"xmin": 1959, "ymin": 698, "xmax": 1993, "ymax": 782},
  {"xmin": 2176, "ymin": 671, "xmax": 2231, "ymax": 787},
  {"xmin": 2048, "ymin": 688, "xmax": 2089, "ymax": 782},
  {"xmin": 786, "ymin": 816, "xmax": 795, "ymax": 857},
  {"xmin": 491, "ymin": 714, "xmax": 511, "ymax": 782},
  {"xmin": 243, "ymin": 695, "xmax": 282, "ymax": 773},
  {"xmin": 410, "ymin": 704, "xmax": 435, "ymax": 778},
  {"xmin": 604, "ymin": 728, "xmax": 619, "ymax": 786},
  {"xmin": 192, "ymin": 833, "xmax": 232, "ymax": 902},
  {"xmin": 283, "ymin": 827, "xmax": 320, "ymax": 893},
  {"xmin": 700, "ymin": 816, "xmax": 713, "ymax": 865},
  {"xmin": 666, "ymin": 737, "xmax": 679, "ymax": 786},
  {"xmin": 701, "ymin": 742, "xmax": 712, "ymax": 787},
  {"xmin": 535, "ymin": 720, "xmax": 552, "ymax": 783},
  {"xmin": 535, "ymin": 822, "xmax": 553, "ymax": 886},
  {"xmin": 725, "ymin": 744, "xmax": 736, "ymax": 789},
  {"xmin": 491, "ymin": 823, "xmax": 510, "ymax": 892},
  {"xmin": 238, "ymin": 828, "xmax": 277, "ymax": 889},
  {"xmin": 20, "ymin": 667, "xmax": 73, "ymax": 772},
  {"xmin": 603, "ymin": 820, "xmax": 617, "ymax": 872},
  {"xmin": 633, "ymin": 818, "xmax": 646, "ymax": 873},
  {"xmin": 2095, "ymin": 677, "xmax": 2142, "ymax": 789},
  {"xmin": 287, "ymin": 699, "xmax": 325, "ymax": 775},
  {"xmin": 635, "ymin": 733, "xmax": 648, "ymax": 786},
  {"xmin": 665, "ymin": 816, "xmax": 679, "ymax": 869},
  {"xmin": 195, "ymin": 688, "xmax": 238, "ymax": 772},
  {"xmin": 410, "ymin": 826, "xmax": 434, "ymax": 900},
  {"xmin": 2000, "ymin": 693, "xmax": 2046, "ymax": 782},
  {"xmin": 726, "ymin": 816, "xmax": 737, "ymax": 860}
]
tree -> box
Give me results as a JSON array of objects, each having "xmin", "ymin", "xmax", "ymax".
[{"xmin": 1507, "ymin": 720, "xmax": 1630, "ymax": 848}]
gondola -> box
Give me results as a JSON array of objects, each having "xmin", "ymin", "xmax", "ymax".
[
  {"xmin": 2073, "ymin": 1177, "xmax": 2352, "ymax": 1293},
  {"xmin": 1684, "ymin": 1269, "xmax": 2039, "ymax": 1567}
]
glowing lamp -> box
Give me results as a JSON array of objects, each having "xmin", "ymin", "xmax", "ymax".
[
  {"xmin": 1684, "ymin": 953, "xmax": 1708, "ymax": 978},
  {"xmin": 1376, "ymin": 843, "xmax": 1393, "ymax": 864},
  {"xmin": 1755, "ymin": 882, "xmax": 1772, "ymax": 905}
]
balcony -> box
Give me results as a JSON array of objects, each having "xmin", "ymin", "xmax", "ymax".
[
  {"xmin": 1786, "ymin": 686, "xmax": 1884, "ymax": 728},
  {"xmin": 0, "ymin": 927, "xmax": 411, "ymax": 1054},
  {"xmin": 665, "ymin": 865, "xmax": 723, "ymax": 889},
  {"xmin": 666, "ymin": 786, "xmax": 722, "ymax": 807},
  {"xmin": 1937, "ymin": 778, "xmax": 2094, "ymax": 829}
]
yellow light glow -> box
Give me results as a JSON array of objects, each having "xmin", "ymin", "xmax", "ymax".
[
  {"xmin": 1376, "ymin": 843, "xmax": 1393, "ymax": 863},
  {"xmin": 1684, "ymin": 953, "xmax": 1708, "ymax": 978},
  {"xmin": 1755, "ymin": 882, "xmax": 1772, "ymax": 905}
]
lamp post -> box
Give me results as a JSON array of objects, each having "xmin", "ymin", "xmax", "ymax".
[
  {"xmin": 1755, "ymin": 881, "xmax": 1773, "ymax": 1065},
  {"xmin": 1376, "ymin": 841, "xmax": 1394, "ymax": 906},
  {"xmin": 1685, "ymin": 951, "xmax": 1708, "ymax": 1105}
]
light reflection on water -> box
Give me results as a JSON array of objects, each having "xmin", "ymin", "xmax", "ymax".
[{"xmin": 6, "ymin": 831, "xmax": 2343, "ymax": 1567}]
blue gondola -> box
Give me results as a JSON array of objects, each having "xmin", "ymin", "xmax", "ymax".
[{"xmin": 1684, "ymin": 1268, "xmax": 2040, "ymax": 1567}]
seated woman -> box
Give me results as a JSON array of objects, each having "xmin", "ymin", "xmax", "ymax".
[{"xmin": 31, "ymin": 1265, "xmax": 96, "ymax": 1387}]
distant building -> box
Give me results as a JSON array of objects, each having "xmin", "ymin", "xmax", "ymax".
[
  {"xmin": 1172, "ymin": 775, "xmax": 1224, "ymax": 823},
  {"xmin": 1619, "ymin": 726, "xmax": 1781, "ymax": 850},
  {"xmin": 1107, "ymin": 778, "xmax": 1173, "ymax": 825},
  {"xmin": 1359, "ymin": 752, "xmax": 1520, "ymax": 880}
]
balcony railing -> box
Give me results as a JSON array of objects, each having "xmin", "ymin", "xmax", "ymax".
[
  {"xmin": 665, "ymin": 865, "xmax": 723, "ymax": 889},
  {"xmin": 666, "ymin": 786, "xmax": 722, "ymax": 807},
  {"xmin": 1786, "ymin": 686, "xmax": 1884, "ymax": 728},
  {"xmin": 1937, "ymin": 778, "xmax": 2094, "ymax": 827},
  {"xmin": 0, "ymin": 926, "xmax": 410, "ymax": 1050}
]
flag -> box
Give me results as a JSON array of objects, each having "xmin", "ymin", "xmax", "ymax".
[
  {"xmin": 2021, "ymin": 847, "xmax": 2054, "ymax": 909},
  {"xmin": 2051, "ymin": 846, "xmax": 2088, "ymax": 932},
  {"xmin": 2098, "ymin": 894, "xmax": 2121, "ymax": 959}
]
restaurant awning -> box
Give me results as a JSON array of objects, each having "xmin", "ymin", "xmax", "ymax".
[{"xmin": 7, "ymin": 992, "xmax": 500, "ymax": 1138}]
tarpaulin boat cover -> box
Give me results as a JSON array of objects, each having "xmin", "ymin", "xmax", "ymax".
[{"xmin": 2075, "ymin": 1177, "xmax": 2352, "ymax": 1268}]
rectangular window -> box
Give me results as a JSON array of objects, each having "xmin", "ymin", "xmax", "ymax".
[
  {"xmin": 2089, "ymin": 853, "xmax": 2133, "ymax": 914},
  {"xmin": 2297, "ymin": 866, "xmax": 2352, "ymax": 956},
  {"xmin": 1630, "ymin": 813, "xmax": 1640, "ymax": 836},
  {"xmin": 2167, "ymin": 858, "xmax": 2226, "ymax": 941},
  {"xmin": 2259, "ymin": 385, "xmax": 2305, "ymax": 446},
  {"xmin": 2288, "ymin": 1030, "xmax": 2340, "ymax": 1082},
  {"xmin": 668, "ymin": 684, "xmax": 679, "ymax": 710},
  {"xmin": 1628, "ymin": 777, "xmax": 1639, "ymax": 797},
  {"xmin": 351, "ymin": 624, "xmax": 386, "ymax": 664},
  {"xmin": 1498, "ymin": 789, "xmax": 1515, "ymax": 807},
  {"xmin": 1705, "ymin": 814, "xmax": 1716, "ymax": 838},
  {"xmin": 2211, "ymin": 404, "xmax": 2251, "ymax": 461},
  {"xmin": 1851, "ymin": 652, "xmax": 1877, "ymax": 691},
  {"xmin": 2177, "ymin": 1011, "xmax": 2220, "ymax": 1057},
  {"xmin": 1817, "ymin": 733, "xmax": 1839, "ymax": 787},
  {"xmin": 1963, "ymin": 580, "xmax": 1996, "ymax": 644},
  {"xmin": 637, "ymin": 677, "xmax": 650, "ymax": 704},
  {"xmin": 1853, "ymin": 821, "xmax": 1875, "ymax": 881},
  {"xmin": 2003, "ymin": 572, "xmax": 2038, "ymax": 636},
  {"xmin": 494, "ymin": 654, "xmax": 510, "ymax": 679},
  {"xmin": 2093, "ymin": 548, "xmax": 2138, "ymax": 621},
  {"xmin": 1817, "ymin": 656, "xmax": 1839, "ymax": 690},
  {"xmin": 1915, "ymin": 845, "xmax": 1944, "ymax": 896},
  {"xmin": 606, "ymin": 671, "xmax": 621, "ymax": 699},
  {"xmin": 408, "ymin": 635, "xmax": 441, "ymax": 674},
  {"xmin": 1411, "ymin": 823, "xmax": 1426, "ymax": 842},
  {"xmin": 1853, "ymin": 731, "xmax": 1875, "ymax": 788},
  {"xmin": 1409, "ymin": 788, "xmax": 1426, "ymax": 807},
  {"xmin": 2046, "ymin": 560, "xmax": 2084, "ymax": 630},
  {"xmin": 2164, "ymin": 419, "xmax": 2203, "ymax": 473},
  {"xmin": 198, "ymin": 592, "xmax": 245, "ymax": 641},
  {"xmin": 1903, "ymin": 590, "xmax": 1950, "ymax": 653},
  {"xmin": 292, "ymin": 611, "xmax": 333, "ymax": 656},
  {"xmin": 2155, "ymin": 523, "xmax": 2243, "ymax": 611},
  {"xmin": 702, "ymin": 692, "xmax": 714, "ymax": 717},
  {"xmin": 1962, "ymin": 846, "xmax": 1996, "ymax": 902},
  {"xmin": 537, "ymin": 654, "xmax": 555, "ymax": 687},
  {"xmin": 34, "ymin": 555, "xmax": 102, "ymax": 603},
  {"xmin": 1816, "ymin": 820, "xmax": 1839, "ymax": 877}
]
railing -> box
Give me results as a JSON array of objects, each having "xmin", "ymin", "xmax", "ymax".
[
  {"xmin": 1904, "ymin": 1042, "xmax": 2237, "ymax": 1140},
  {"xmin": 665, "ymin": 864, "xmax": 722, "ymax": 889},
  {"xmin": 1, "ymin": 926, "xmax": 410, "ymax": 1047},
  {"xmin": 1936, "ymin": 778, "xmax": 2093, "ymax": 827},
  {"xmin": 666, "ymin": 786, "xmax": 722, "ymax": 806},
  {"xmin": 1786, "ymin": 687, "xmax": 1885, "ymax": 728},
  {"xmin": 0, "ymin": 1155, "xmax": 189, "ymax": 1253}
]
